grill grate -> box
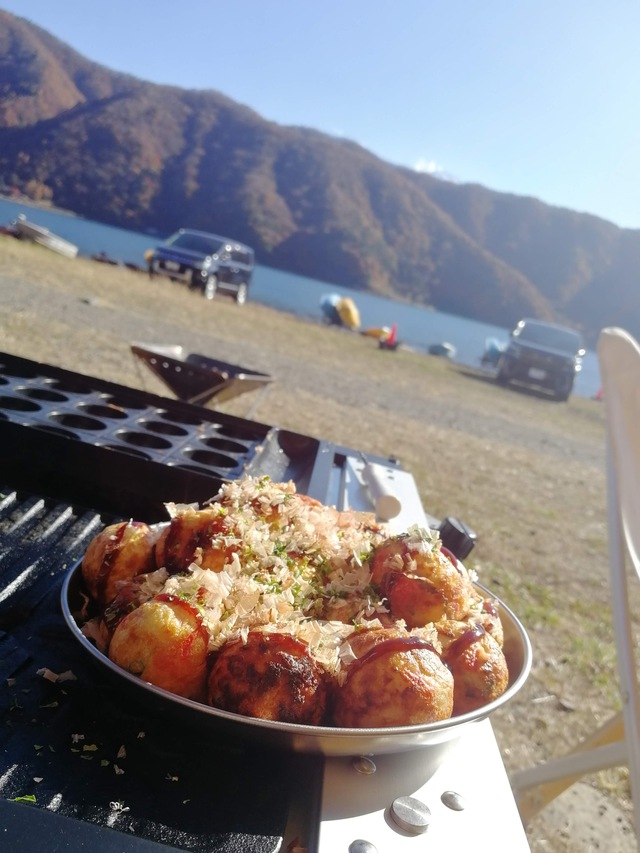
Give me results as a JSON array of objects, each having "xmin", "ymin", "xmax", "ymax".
[{"xmin": 0, "ymin": 486, "xmax": 108, "ymax": 629}]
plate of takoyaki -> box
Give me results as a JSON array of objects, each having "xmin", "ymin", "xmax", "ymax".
[{"xmin": 61, "ymin": 475, "xmax": 531, "ymax": 755}]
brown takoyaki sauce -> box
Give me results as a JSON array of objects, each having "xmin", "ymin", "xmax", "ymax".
[
  {"xmin": 443, "ymin": 624, "xmax": 486, "ymax": 661},
  {"xmin": 96, "ymin": 521, "xmax": 128, "ymax": 604},
  {"xmin": 154, "ymin": 593, "xmax": 210, "ymax": 650},
  {"xmin": 483, "ymin": 599, "xmax": 499, "ymax": 617},
  {"xmin": 348, "ymin": 636, "xmax": 438, "ymax": 679}
]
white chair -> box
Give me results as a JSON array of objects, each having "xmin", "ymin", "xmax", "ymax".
[{"xmin": 511, "ymin": 326, "xmax": 640, "ymax": 839}]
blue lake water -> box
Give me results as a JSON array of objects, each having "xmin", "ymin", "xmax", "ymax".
[{"xmin": 0, "ymin": 197, "xmax": 601, "ymax": 398}]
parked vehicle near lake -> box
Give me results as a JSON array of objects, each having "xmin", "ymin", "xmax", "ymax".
[
  {"xmin": 496, "ymin": 318, "xmax": 585, "ymax": 401},
  {"xmin": 146, "ymin": 229, "xmax": 254, "ymax": 304}
]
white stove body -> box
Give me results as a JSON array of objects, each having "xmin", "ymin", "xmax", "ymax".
[{"xmin": 297, "ymin": 453, "xmax": 530, "ymax": 852}]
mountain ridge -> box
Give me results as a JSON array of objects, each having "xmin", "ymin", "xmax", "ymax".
[{"xmin": 1, "ymin": 9, "xmax": 637, "ymax": 345}]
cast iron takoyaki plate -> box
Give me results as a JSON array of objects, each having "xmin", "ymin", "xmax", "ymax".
[{"xmin": 61, "ymin": 562, "xmax": 532, "ymax": 757}]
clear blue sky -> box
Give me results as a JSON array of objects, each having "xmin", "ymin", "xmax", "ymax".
[{"xmin": 3, "ymin": 0, "xmax": 639, "ymax": 229}]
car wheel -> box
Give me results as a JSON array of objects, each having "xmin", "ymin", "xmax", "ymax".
[
  {"xmin": 553, "ymin": 374, "xmax": 574, "ymax": 402},
  {"xmin": 235, "ymin": 283, "xmax": 248, "ymax": 305},
  {"xmin": 495, "ymin": 357, "xmax": 510, "ymax": 386},
  {"xmin": 204, "ymin": 275, "xmax": 218, "ymax": 300}
]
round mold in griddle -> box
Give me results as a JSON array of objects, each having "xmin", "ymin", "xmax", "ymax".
[
  {"xmin": 138, "ymin": 419, "xmax": 190, "ymax": 437},
  {"xmin": 31, "ymin": 423, "xmax": 81, "ymax": 440},
  {"xmin": 156, "ymin": 409, "xmax": 205, "ymax": 427},
  {"xmin": 182, "ymin": 448, "xmax": 239, "ymax": 469},
  {"xmin": 114, "ymin": 430, "xmax": 173, "ymax": 450},
  {"xmin": 48, "ymin": 412, "xmax": 107, "ymax": 431},
  {"xmin": 197, "ymin": 436, "xmax": 248, "ymax": 454},
  {"xmin": 76, "ymin": 402, "xmax": 128, "ymax": 420},
  {"xmin": 0, "ymin": 394, "xmax": 42, "ymax": 412},
  {"xmin": 102, "ymin": 394, "xmax": 147, "ymax": 411},
  {"xmin": 16, "ymin": 386, "xmax": 69, "ymax": 403},
  {"xmin": 216, "ymin": 424, "xmax": 265, "ymax": 441},
  {"xmin": 97, "ymin": 443, "xmax": 152, "ymax": 460}
]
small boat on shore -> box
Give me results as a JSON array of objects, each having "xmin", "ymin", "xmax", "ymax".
[
  {"xmin": 320, "ymin": 293, "xmax": 361, "ymax": 330},
  {"xmin": 13, "ymin": 214, "xmax": 78, "ymax": 258},
  {"xmin": 428, "ymin": 341, "xmax": 456, "ymax": 358},
  {"xmin": 360, "ymin": 325, "xmax": 391, "ymax": 340}
]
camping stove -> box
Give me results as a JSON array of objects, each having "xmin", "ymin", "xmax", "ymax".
[
  {"xmin": 289, "ymin": 455, "xmax": 529, "ymax": 852},
  {"xmin": 0, "ymin": 353, "xmax": 529, "ymax": 852}
]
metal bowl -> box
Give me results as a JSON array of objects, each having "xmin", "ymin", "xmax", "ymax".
[{"xmin": 61, "ymin": 562, "xmax": 531, "ymax": 757}]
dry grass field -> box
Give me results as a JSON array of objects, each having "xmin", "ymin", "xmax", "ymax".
[{"xmin": 1, "ymin": 235, "xmax": 637, "ymax": 850}]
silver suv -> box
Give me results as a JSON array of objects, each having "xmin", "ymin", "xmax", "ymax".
[
  {"xmin": 147, "ymin": 229, "xmax": 254, "ymax": 304},
  {"xmin": 496, "ymin": 319, "xmax": 585, "ymax": 401}
]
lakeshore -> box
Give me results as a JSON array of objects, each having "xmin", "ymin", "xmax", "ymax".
[
  {"xmin": 1, "ymin": 235, "xmax": 634, "ymax": 850},
  {"xmin": 0, "ymin": 196, "xmax": 602, "ymax": 397}
]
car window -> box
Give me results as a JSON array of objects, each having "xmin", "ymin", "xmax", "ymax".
[
  {"xmin": 514, "ymin": 322, "xmax": 582, "ymax": 353},
  {"xmin": 166, "ymin": 232, "xmax": 225, "ymax": 255},
  {"xmin": 231, "ymin": 249, "xmax": 251, "ymax": 264}
]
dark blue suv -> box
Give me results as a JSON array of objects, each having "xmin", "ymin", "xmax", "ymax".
[
  {"xmin": 147, "ymin": 229, "xmax": 254, "ymax": 304},
  {"xmin": 496, "ymin": 319, "xmax": 585, "ymax": 401}
]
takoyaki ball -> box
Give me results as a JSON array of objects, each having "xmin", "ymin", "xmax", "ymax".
[
  {"xmin": 436, "ymin": 620, "xmax": 509, "ymax": 716},
  {"xmin": 332, "ymin": 627, "xmax": 454, "ymax": 727},
  {"xmin": 369, "ymin": 536, "xmax": 416, "ymax": 586},
  {"xmin": 319, "ymin": 594, "xmax": 394, "ymax": 626},
  {"xmin": 474, "ymin": 599, "xmax": 504, "ymax": 647},
  {"xmin": 102, "ymin": 569, "xmax": 166, "ymax": 633},
  {"xmin": 108, "ymin": 594, "xmax": 209, "ymax": 700},
  {"xmin": 216, "ymin": 480, "xmax": 297, "ymax": 527},
  {"xmin": 207, "ymin": 632, "xmax": 329, "ymax": 725},
  {"xmin": 102, "ymin": 578, "xmax": 147, "ymax": 633},
  {"xmin": 82, "ymin": 520, "xmax": 157, "ymax": 607},
  {"xmin": 380, "ymin": 571, "xmax": 452, "ymax": 628},
  {"xmin": 320, "ymin": 595, "xmax": 366, "ymax": 624},
  {"xmin": 370, "ymin": 535, "xmax": 474, "ymax": 622},
  {"xmin": 155, "ymin": 505, "xmax": 235, "ymax": 574},
  {"xmin": 334, "ymin": 507, "xmax": 387, "ymax": 537}
]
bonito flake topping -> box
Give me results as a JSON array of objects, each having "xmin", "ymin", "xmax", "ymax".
[{"xmin": 157, "ymin": 476, "xmax": 394, "ymax": 678}]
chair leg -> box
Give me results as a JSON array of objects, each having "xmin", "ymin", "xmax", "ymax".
[
  {"xmin": 511, "ymin": 711, "xmax": 625, "ymax": 823},
  {"xmin": 606, "ymin": 456, "xmax": 640, "ymax": 844}
]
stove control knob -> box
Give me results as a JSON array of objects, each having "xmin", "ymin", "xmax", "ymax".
[
  {"xmin": 441, "ymin": 789, "xmax": 466, "ymax": 811},
  {"xmin": 348, "ymin": 840, "xmax": 378, "ymax": 853},
  {"xmin": 390, "ymin": 795, "xmax": 431, "ymax": 834}
]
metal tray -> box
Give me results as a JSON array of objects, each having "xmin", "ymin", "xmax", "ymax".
[
  {"xmin": 0, "ymin": 351, "xmax": 322, "ymax": 520},
  {"xmin": 130, "ymin": 343, "xmax": 272, "ymax": 407},
  {"xmin": 61, "ymin": 561, "xmax": 532, "ymax": 757}
]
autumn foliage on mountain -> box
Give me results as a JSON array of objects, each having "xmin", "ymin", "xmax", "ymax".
[{"xmin": 1, "ymin": 10, "xmax": 638, "ymax": 344}]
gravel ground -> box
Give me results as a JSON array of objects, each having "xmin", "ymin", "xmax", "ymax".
[{"xmin": 1, "ymin": 236, "xmax": 637, "ymax": 851}]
